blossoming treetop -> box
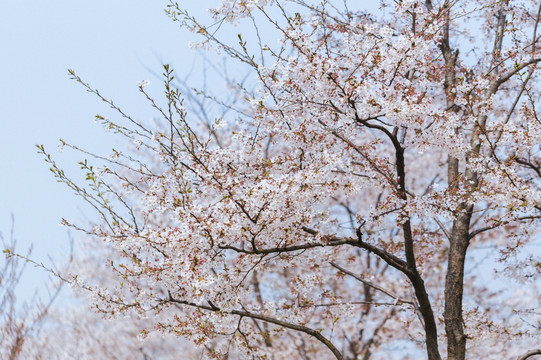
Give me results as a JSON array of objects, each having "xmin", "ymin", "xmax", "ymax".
[{"xmin": 43, "ymin": 1, "xmax": 541, "ymax": 359}]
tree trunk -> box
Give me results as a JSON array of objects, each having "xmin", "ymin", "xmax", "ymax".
[{"xmin": 444, "ymin": 211, "xmax": 472, "ymax": 360}]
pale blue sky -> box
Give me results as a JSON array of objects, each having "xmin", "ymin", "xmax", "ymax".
[{"xmin": 0, "ymin": 1, "xmax": 214, "ymax": 294}]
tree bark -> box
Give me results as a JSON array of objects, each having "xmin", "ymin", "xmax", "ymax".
[{"xmin": 444, "ymin": 210, "xmax": 472, "ymax": 360}]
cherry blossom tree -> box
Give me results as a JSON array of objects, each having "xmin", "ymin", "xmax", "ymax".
[
  {"xmin": 1, "ymin": 230, "xmax": 202, "ymax": 360},
  {"xmin": 0, "ymin": 219, "xmax": 60, "ymax": 360},
  {"xmin": 39, "ymin": 0, "xmax": 541, "ymax": 359}
]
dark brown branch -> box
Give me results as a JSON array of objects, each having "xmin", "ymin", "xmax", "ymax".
[
  {"xmin": 301, "ymin": 226, "xmax": 318, "ymax": 236},
  {"xmin": 231, "ymin": 309, "xmax": 343, "ymax": 360},
  {"xmin": 469, "ymin": 216, "xmax": 541, "ymax": 240},
  {"xmin": 353, "ymin": 227, "xmax": 411, "ymax": 275},
  {"xmin": 304, "ymin": 226, "xmax": 412, "ymax": 276},
  {"xmin": 515, "ymin": 157, "xmax": 541, "ymax": 178},
  {"xmin": 517, "ymin": 349, "xmax": 541, "ymax": 360},
  {"xmin": 218, "ymin": 238, "xmax": 356, "ymax": 254}
]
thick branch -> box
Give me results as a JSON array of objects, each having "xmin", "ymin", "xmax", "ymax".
[
  {"xmin": 218, "ymin": 238, "xmax": 356, "ymax": 254},
  {"xmin": 515, "ymin": 157, "xmax": 541, "ymax": 178},
  {"xmin": 518, "ymin": 350, "xmax": 541, "ymax": 360},
  {"xmin": 489, "ymin": 1, "xmax": 509, "ymax": 75},
  {"xmin": 355, "ymin": 227, "xmax": 441, "ymax": 360},
  {"xmin": 494, "ymin": 58, "xmax": 541, "ymax": 90}
]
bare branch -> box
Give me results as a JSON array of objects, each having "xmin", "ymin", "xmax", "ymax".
[{"xmin": 433, "ymin": 217, "xmax": 452, "ymax": 241}]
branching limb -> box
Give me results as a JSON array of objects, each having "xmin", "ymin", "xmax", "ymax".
[
  {"xmin": 353, "ymin": 227, "xmax": 411, "ymax": 275},
  {"xmin": 165, "ymin": 295, "xmax": 344, "ymax": 360},
  {"xmin": 469, "ymin": 216, "xmax": 541, "ymax": 240},
  {"xmin": 515, "ymin": 157, "xmax": 541, "ymax": 178},
  {"xmin": 494, "ymin": 58, "xmax": 541, "ymax": 90}
]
